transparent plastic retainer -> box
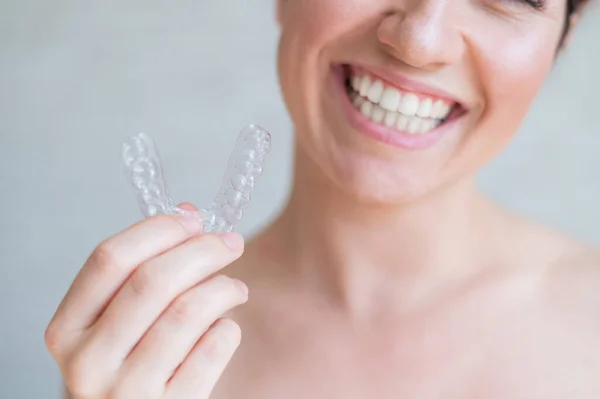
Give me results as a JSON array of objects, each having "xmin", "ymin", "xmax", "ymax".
[{"xmin": 121, "ymin": 124, "xmax": 272, "ymax": 233}]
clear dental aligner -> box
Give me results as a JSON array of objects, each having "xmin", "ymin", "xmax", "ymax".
[{"xmin": 121, "ymin": 124, "xmax": 271, "ymax": 234}]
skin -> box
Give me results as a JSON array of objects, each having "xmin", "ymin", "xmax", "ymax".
[{"xmin": 46, "ymin": 0, "xmax": 599, "ymax": 398}]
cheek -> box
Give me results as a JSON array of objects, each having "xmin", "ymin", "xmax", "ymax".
[
  {"xmin": 476, "ymin": 27, "xmax": 559, "ymax": 129},
  {"xmin": 277, "ymin": 0, "xmax": 378, "ymax": 96},
  {"xmin": 456, "ymin": 23, "xmax": 561, "ymax": 171},
  {"xmin": 491, "ymin": 37, "xmax": 555, "ymax": 107},
  {"xmin": 277, "ymin": 1, "xmax": 363, "ymax": 141},
  {"xmin": 280, "ymin": 0, "xmax": 368, "ymax": 41}
]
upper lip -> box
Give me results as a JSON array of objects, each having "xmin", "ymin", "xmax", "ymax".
[{"xmin": 346, "ymin": 63, "xmax": 465, "ymax": 108}]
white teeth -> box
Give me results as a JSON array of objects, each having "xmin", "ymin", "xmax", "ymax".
[
  {"xmin": 370, "ymin": 105, "xmax": 385, "ymax": 124},
  {"xmin": 360, "ymin": 101, "xmax": 373, "ymax": 118},
  {"xmin": 416, "ymin": 97, "xmax": 433, "ymax": 118},
  {"xmin": 353, "ymin": 95, "xmax": 365, "ymax": 108},
  {"xmin": 419, "ymin": 119, "xmax": 435, "ymax": 134},
  {"xmin": 359, "ymin": 76, "xmax": 371, "ymax": 97},
  {"xmin": 398, "ymin": 93, "xmax": 420, "ymax": 116},
  {"xmin": 407, "ymin": 117, "xmax": 421, "ymax": 135},
  {"xmin": 348, "ymin": 73, "xmax": 455, "ymax": 135},
  {"xmin": 396, "ymin": 114, "xmax": 409, "ymax": 131},
  {"xmin": 380, "ymin": 87, "xmax": 402, "ymax": 112},
  {"xmin": 366, "ymin": 80, "xmax": 384, "ymax": 104},
  {"xmin": 351, "ymin": 75, "xmax": 361, "ymax": 91},
  {"xmin": 432, "ymin": 99, "xmax": 451, "ymax": 119},
  {"xmin": 384, "ymin": 111, "xmax": 397, "ymax": 128}
]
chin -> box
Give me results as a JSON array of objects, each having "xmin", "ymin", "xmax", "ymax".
[
  {"xmin": 327, "ymin": 143, "xmax": 451, "ymax": 206},
  {"xmin": 292, "ymin": 127, "xmax": 449, "ymax": 207}
]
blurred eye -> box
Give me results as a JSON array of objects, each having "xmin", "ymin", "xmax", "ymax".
[
  {"xmin": 486, "ymin": 0, "xmax": 548, "ymax": 16},
  {"xmin": 510, "ymin": 0, "xmax": 547, "ymax": 10}
]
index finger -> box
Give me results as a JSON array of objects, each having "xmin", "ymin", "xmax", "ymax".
[{"xmin": 50, "ymin": 210, "xmax": 202, "ymax": 334}]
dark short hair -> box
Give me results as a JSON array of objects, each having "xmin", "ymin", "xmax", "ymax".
[{"xmin": 562, "ymin": 0, "xmax": 587, "ymax": 44}]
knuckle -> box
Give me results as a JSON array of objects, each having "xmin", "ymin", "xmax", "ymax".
[
  {"xmin": 167, "ymin": 294, "xmax": 200, "ymax": 325},
  {"xmin": 44, "ymin": 322, "xmax": 62, "ymax": 354},
  {"xmin": 128, "ymin": 264, "xmax": 159, "ymax": 297},
  {"xmin": 88, "ymin": 241, "xmax": 120, "ymax": 276}
]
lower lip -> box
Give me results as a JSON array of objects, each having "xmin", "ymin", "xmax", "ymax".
[{"xmin": 332, "ymin": 66, "xmax": 462, "ymax": 151}]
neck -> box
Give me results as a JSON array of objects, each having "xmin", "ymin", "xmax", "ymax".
[{"xmin": 260, "ymin": 143, "xmax": 502, "ymax": 315}]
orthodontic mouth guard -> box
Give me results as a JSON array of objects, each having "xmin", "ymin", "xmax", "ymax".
[{"xmin": 121, "ymin": 124, "xmax": 271, "ymax": 234}]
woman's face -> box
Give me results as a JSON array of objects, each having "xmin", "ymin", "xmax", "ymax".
[{"xmin": 276, "ymin": 0, "xmax": 567, "ymax": 204}]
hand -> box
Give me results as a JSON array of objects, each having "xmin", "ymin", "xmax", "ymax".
[{"xmin": 45, "ymin": 203, "xmax": 248, "ymax": 399}]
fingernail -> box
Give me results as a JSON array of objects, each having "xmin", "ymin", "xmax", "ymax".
[
  {"xmin": 233, "ymin": 279, "xmax": 249, "ymax": 296},
  {"xmin": 221, "ymin": 232, "xmax": 244, "ymax": 251},
  {"xmin": 178, "ymin": 213, "xmax": 201, "ymax": 233}
]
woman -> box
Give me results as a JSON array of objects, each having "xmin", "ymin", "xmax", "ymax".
[{"xmin": 46, "ymin": 0, "xmax": 599, "ymax": 398}]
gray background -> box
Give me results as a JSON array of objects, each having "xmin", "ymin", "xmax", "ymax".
[{"xmin": 0, "ymin": 1, "xmax": 598, "ymax": 398}]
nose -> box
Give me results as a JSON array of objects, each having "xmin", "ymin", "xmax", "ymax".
[{"xmin": 377, "ymin": 0, "xmax": 465, "ymax": 70}]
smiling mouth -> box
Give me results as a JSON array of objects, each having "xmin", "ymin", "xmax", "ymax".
[{"xmin": 342, "ymin": 65, "xmax": 463, "ymax": 136}]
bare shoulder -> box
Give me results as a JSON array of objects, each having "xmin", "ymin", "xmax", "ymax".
[
  {"xmin": 518, "ymin": 220, "xmax": 600, "ymax": 305},
  {"xmin": 540, "ymin": 239, "xmax": 600, "ymax": 384},
  {"xmin": 518, "ymin": 220, "xmax": 600, "ymax": 338},
  {"xmin": 496, "ymin": 217, "xmax": 600, "ymax": 393},
  {"xmin": 543, "ymin": 239, "xmax": 600, "ymax": 318},
  {"xmin": 502, "ymin": 211, "xmax": 600, "ymax": 331}
]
